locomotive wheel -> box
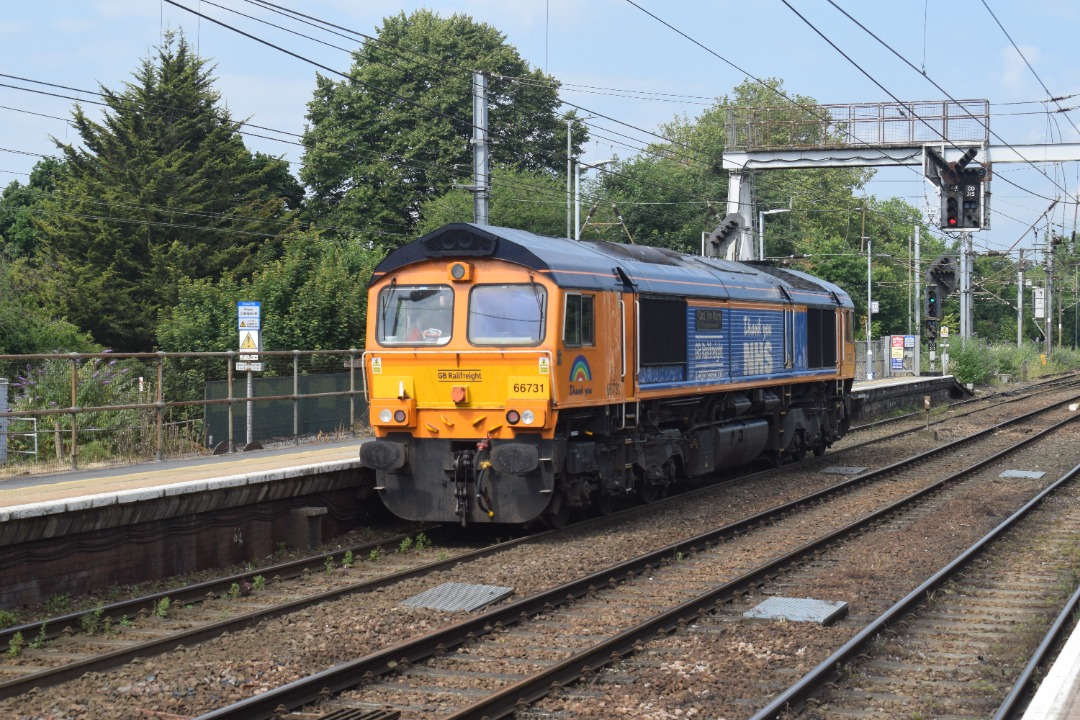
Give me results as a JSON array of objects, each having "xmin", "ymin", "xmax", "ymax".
[
  {"xmin": 792, "ymin": 431, "xmax": 807, "ymax": 462},
  {"xmin": 637, "ymin": 481, "xmax": 663, "ymax": 504},
  {"xmin": 542, "ymin": 497, "xmax": 571, "ymax": 528},
  {"xmin": 813, "ymin": 442, "xmax": 828, "ymax": 457},
  {"xmin": 592, "ymin": 490, "xmax": 617, "ymax": 515}
]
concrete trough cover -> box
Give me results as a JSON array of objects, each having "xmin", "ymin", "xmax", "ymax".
[
  {"xmin": 822, "ymin": 466, "xmax": 867, "ymax": 475},
  {"xmin": 1000, "ymin": 470, "xmax": 1046, "ymax": 479},
  {"xmin": 744, "ymin": 596, "xmax": 849, "ymax": 626},
  {"xmin": 401, "ymin": 582, "xmax": 514, "ymax": 612}
]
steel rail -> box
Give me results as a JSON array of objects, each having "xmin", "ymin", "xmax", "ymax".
[
  {"xmin": 193, "ymin": 393, "xmax": 1080, "ymax": 720},
  {"xmin": 0, "ymin": 530, "xmax": 423, "ymax": 651},
  {"xmin": 750, "ymin": 457, "xmax": 1080, "ymax": 719},
  {"xmin": 994, "ymin": 581, "xmax": 1080, "ymax": 719}
]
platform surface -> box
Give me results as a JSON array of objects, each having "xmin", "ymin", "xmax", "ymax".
[
  {"xmin": 0, "ymin": 439, "xmax": 363, "ymax": 513},
  {"xmin": 1022, "ymin": 614, "xmax": 1080, "ymax": 719}
]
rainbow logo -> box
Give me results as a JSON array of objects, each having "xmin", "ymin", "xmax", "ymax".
[{"xmin": 570, "ymin": 355, "xmax": 591, "ymax": 382}]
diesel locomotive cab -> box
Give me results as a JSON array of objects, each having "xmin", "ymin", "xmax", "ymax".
[{"xmin": 361, "ymin": 261, "xmax": 558, "ymax": 525}]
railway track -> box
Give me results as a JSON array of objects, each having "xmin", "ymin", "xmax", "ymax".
[
  {"xmin": 188, "ymin": 393, "xmax": 1080, "ymax": 719},
  {"xmin": 753, "ymin": 458, "xmax": 1080, "ymax": 718},
  {"xmin": 4, "ymin": 382, "xmax": 1080, "ymax": 718}
]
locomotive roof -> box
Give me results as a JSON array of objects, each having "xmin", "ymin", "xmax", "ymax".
[{"xmin": 374, "ymin": 223, "xmax": 854, "ymax": 309}]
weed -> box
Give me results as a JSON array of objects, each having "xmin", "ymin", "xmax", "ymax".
[
  {"xmin": 43, "ymin": 593, "xmax": 71, "ymax": 617},
  {"xmin": 675, "ymin": 551, "xmax": 685, "ymax": 563},
  {"xmin": 0, "ymin": 610, "xmax": 17, "ymax": 629},
  {"xmin": 8, "ymin": 632, "xmax": 23, "ymax": 658},
  {"xmin": 118, "ymin": 615, "xmax": 132, "ymax": 628},
  {"xmin": 368, "ymin": 547, "xmax": 383, "ymax": 562},
  {"xmin": 414, "ymin": 532, "xmax": 431, "ymax": 551},
  {"xmin": 30, "ymin": 623, "xmax": 48, "ymax": 649},
  {"xmin": 228, "ymin": 583, "xmax": 241, "ymax": 599},
  {"xmin": 154, "ymin": 597, "xmax": 171, "ymax": 619},
  {"xmin": 324, "ymin": 555, "xmax": 336, "ymax": 573},
  {"xmin": 342, "ymin": 550, "xmax": 354, "ymax": 569},
  {"xmin": 252, "ymin": 575, "xmax": 266, "ymax": 591},
  {"xmin": 398, "ymin": 537, "xmax": 414, "ymax": 554},
  {"xmin": 80, "ymin": 605, "xmax": 105, "ymax": 635}
]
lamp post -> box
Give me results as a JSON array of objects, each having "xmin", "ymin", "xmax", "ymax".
[
  {"xmin": 566, "ymin": 118, "xmax": 572, "ymax": 239},
  {"xmin": 575, "ymin": 159, "xmax": 614, "ymax": 240},
  {"xmin": 867, "ymin": 237, "xmax": 874, "ymax": 380},
  {"xmin": 758, "ymin": 207, "xmax": 790, "ymax": 260},
  {"xmin": 566, "ymin": 116, "xmax": 596, "ymax": 239}
]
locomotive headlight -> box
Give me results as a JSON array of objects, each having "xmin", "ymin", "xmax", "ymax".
[
  {"xmin": 393, "ymin": 409, "xmax": 407, "ymax": 423},
  {"xmin": 521, "ymin": 410, "xmax": 535, "ymax": 425},
  {"xmin": 448, "ymin": 262, "xmax": 472, "ymax": 282},
  {"xmin": 505, "ymin": 409, "xmax": 521, "ymax": 424},
  {"xmin": 379, "ymin": 409, "xmax": 393, "ymax": 423}
]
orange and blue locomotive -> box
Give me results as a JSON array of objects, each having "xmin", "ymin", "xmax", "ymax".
[{"xmin": 360, "ymin": 223, "xmax": 856, "ymax": 526}]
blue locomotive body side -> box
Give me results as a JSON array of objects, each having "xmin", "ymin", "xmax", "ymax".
[{"xmin": 640, "ymin": 305, "xmax": 833, "ymax": 391}]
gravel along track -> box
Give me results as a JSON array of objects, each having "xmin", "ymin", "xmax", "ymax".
[
  {"xmin": 513, "ymin": 411, "xmax": 1080, "ymax": 719},
  {"xmin": 799, "ymin": 478, "xmax": 1080, "ymax": 719},
  {"xmin": 217, "ymin": 398, "xmax": 1080, "ymax": 718},
  {"xmin": 4, "ymin": 388, "xmax": 1080, "ymax": 719}
]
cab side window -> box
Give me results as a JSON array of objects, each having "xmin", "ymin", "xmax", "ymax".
[{"xmin": 564, "ymin": 294, "xmax": 594, "ymax": 346}]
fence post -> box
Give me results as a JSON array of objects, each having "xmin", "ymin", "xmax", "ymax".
[
  {"xmin": 293, "ymin": 349, "xmax": 300, "ymax": 439},
  {"xmin": 69, "ymin": 353, "xmax": 78, "ymax": 470},
  {"xmin": 226, "ymin": 352, "xmax": 235, "ymax": 453},
  {"xmin": 155, "ymin": 352, "xmax": 165, "ymax": 461},
  {"xmin": 349, "ymin": 348, "xmax": 357, "ymax": 434},
  {"xmin": 0, "ymin": 378, "xmax": 7, "ymax": 465}
]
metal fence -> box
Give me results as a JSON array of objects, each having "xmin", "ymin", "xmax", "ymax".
[
  {"xmin": 0, "ymin": 350, "xmax": 367, "ymax": 475},
  {"xmin": 725, "ymin": 99, "xmax": 990, "ymax": 151},
  {"xmin": 0, "ymin": 378, "xmax": 6, "ymax": 464},
  {"xmin": 855, "ymin": 339, "xmax": 894, "ymax": 381}
]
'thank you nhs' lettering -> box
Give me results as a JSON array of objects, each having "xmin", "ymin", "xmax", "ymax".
[{"xmin": 741, "ymin": 315, "xmax": 775, "ymax": 375}]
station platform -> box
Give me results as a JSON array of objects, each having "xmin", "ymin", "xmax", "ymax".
[
  {"xmin": 1023, "ymin": 621, "xmax": 1080, "ymax": 719},
  {"xmin": 0, "ymin": 439, "xmax": 370, "ymax": 608}
]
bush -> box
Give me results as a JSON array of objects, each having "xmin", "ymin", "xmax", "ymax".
[
  {"xmin": 949, "ymin": 338, "xmax": 997, "ymax": 386},
  {"xmin": 944, "ymin": 341, "xmax": 1080, "ymax": 386}
]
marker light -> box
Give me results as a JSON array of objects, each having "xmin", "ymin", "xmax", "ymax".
[
  {"xmin": 506, "ymin": 409, "xmax": 521, "ymax": 424},
  {"xmin": 393, "ymin": 409, "xmax": 406, "ymax": 423},
  {"xmin": 522, "ymin": 410, "xmax": 535, "ymax": 425},
  {"xmin": 379, "ymin": 409, "xmax": 393, "ymax": 423}
]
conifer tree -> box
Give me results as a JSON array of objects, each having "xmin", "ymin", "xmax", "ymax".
[{"xmin": 38, "ymin": 31, "xmax": 301, "ymax": 351}]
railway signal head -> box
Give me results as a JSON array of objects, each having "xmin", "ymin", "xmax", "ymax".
[
  {"xmin": 959, "ymin": 170, "xmax": 982, "ymax": 229},
  {"xmin": 926, "ymin": 285, "xmax": 938, "ymax": 318},
  {"xmin": 941, "ymin": 189, "xmax": 960, "ymax": 229}
]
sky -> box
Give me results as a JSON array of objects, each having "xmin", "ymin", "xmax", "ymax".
[{"xmin": 2, "ymin": 0, "xmax": 1080, "ymax": 258}]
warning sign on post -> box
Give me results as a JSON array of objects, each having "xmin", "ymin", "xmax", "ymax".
[{"xmin": 237, "ymin": 301, "xmax": 262, "ymax": 365}]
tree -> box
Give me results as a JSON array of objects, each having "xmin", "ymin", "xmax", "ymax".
[
  {"xmin": 0, "ymin": 254, "xmax": 96, "ymax": 354},
  {"xmin": 301, "ymin": 9, "xmax": 581, "ymax": 242},
  {"xmin": 157, "ymin": 234, "xmax": 384, "ymax": 354},
  {"xmin": 0, "ymin": 157, "xmax": 66, "ymax": 258},
  {"xmin": 596, "ymin": 78, "xmax": 875, "ymax": 254},
  {"xmin": 37, "ymin": 31, "xmax": 301, "ymax": 351},
  {"xmin": 417, "ymin": 165, "xmax": 569, "ymax": 237}
]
